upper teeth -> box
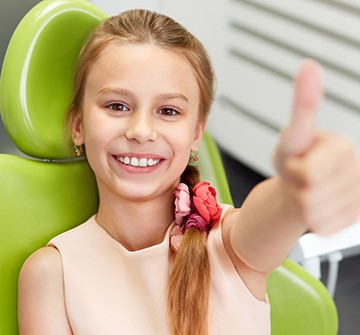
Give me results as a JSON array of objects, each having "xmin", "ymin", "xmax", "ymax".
[{"xmin": 117, "ymin": 156, "xmax": 160, "ymax": 167}]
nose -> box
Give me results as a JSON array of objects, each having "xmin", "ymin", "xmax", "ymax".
[{"xmin": 125, "ymin": 110, "xmax": 157, "ymax": 144}]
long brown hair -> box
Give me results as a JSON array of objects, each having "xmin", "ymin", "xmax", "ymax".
[{"xmin": 68, "ymin": 10, "xmax": 215, "ymax": 335}]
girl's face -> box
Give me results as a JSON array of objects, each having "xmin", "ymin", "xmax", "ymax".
[{"xmin": 73, "ymin": 43, "xmax": 203, "ymax": 203}]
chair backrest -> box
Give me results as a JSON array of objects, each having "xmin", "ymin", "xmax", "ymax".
[
  {"xmin": 0, "ymin": 1, "xmax": 338, "ymax": 334},
  {"xmin": 0, "ymin": 1, "xmax": 105, "ymax": 333}
]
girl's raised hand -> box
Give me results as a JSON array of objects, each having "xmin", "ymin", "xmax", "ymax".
[{"xmin": 274, "ymin": 60, "xmax": 360, "ymax": 236}]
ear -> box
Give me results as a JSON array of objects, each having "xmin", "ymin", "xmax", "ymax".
[
  {"xmin": 72, "ymin": 114, "xmax": 84, "ymax": 146},
  {"xmin": 192, "ymin": 120, "xmax": 205, "ymax": 151}
]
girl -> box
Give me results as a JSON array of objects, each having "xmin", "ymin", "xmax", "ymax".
[{"xmin": 18, "ymin": 9, "xmax": 360, "ymax": 335}]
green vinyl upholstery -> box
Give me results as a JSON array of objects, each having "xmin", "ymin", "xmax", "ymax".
[{"xmin": 0, "ymin": 1, "xmax": 338, "ymax": 334}]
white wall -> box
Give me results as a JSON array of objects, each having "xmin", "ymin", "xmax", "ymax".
[{"xmin": 89, "ymin": 0, "xmax": 165, "ymax": 15}]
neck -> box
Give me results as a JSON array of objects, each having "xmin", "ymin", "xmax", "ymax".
[{"xmin": 96, "ymin": 190, "xmax": 175, "ymax": 251}]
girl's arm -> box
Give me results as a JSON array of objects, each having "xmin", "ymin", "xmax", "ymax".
[
  {"xmin": 226, "ymin": 60, "xmax": 360, "ymax": 274},
  {"xmin": 18, "ymin": 247, "xmax": 73, "ymax": 334}
]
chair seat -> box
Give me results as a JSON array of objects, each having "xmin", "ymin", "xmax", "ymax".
[{"xmin": 268, "ymin": 258, "xmax": 338, "ymax": 335}]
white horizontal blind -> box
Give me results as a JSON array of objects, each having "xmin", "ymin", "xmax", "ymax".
[{"xmin": 208, "ymin": 0, "xmax": 360, "ymax": 176}]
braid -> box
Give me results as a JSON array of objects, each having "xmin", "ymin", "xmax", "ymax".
[
  {"xmin": 168, "ymin": 164, "xmax": 210, "ymax": 335},
  {"xmin": 180, "ymin": 165, "xmax": 200, "ymax": 190}
]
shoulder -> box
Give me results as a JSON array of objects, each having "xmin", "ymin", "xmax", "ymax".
[
  {"xmin": 18, "ymin": 247, "xmax": 72, "ymax": 334},
  {"xmin": 19, "ymin": 247, "xmax": 64, "ymax": 308},
  {"xmin": 19, "ymin": 246, "xmax": 63, "ymax": 284}
]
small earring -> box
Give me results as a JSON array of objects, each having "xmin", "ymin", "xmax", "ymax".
[
  {"xmin": 190, "ymin": 149, "xmax": 198, "ymax": 162},
  {"xmin": 74, "ymin": 144, "xmax": 83, "ymax": 157}
]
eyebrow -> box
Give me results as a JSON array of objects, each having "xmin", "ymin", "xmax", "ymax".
[
  {"xmin": 156, "ymin": 93, "xmax": 189, "ymax": 103},
  {"xmin": 97, "ymin": 87, "xmax": 189, "ymax": 102},
  {"xmin": 97, "ymin": 87, "xmax": 134, "ymax": 98}
]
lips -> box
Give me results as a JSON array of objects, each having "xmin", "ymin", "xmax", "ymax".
[{"xmin": 115, "ymin": 156, "xmax": 161, "ymax": 167}]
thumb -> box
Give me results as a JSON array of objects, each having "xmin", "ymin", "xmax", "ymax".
[{"xmin": 280, "ymin": 59, "xmax": 323, "ymax": 158}]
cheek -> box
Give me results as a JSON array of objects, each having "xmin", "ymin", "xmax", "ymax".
[
  {"xmin": 81, "ymin": 116, "xmax": 110, "ymax": 162},
  {"xmin": 82, "ymin": 111, "xmax": 114, "ymax": 144},
  {"xmin": 170, "ymin": 124, "xmax": 196, "ymax": 146}
]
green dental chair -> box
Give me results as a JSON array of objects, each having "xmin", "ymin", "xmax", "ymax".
[{"xmin": 0, "ymin": 0, "xmax": 338, "ymax": 334}]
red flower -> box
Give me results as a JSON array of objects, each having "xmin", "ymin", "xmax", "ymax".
[{"xmin": 193, "ymin": 182, "xmax": 222, "ymax": 224}]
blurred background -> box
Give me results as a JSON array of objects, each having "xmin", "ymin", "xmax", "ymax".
[{"xmin": 1, "ymin": 1, "xmax": 360, "ymax": 333}]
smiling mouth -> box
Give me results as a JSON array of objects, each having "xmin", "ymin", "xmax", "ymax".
[{"xmin": 115, "ymin": 156, "xmax": 161, "ymax": 167}]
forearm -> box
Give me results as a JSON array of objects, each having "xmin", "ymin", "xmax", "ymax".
[{"xmin": 229, "ymin": 176, "xmax": 307, "ymax": 273}]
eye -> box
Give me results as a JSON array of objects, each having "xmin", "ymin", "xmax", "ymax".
[
  {"xmin": 106, "ymin": 103, "xmax": 130, "ymax": 112},
  {"xmin": 159, "ymin": 108, "xmax": 179, "ymax": 117}
]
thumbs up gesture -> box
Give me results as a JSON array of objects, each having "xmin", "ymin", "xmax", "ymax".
[{"xmin": 274, "ymin": 60, "xmax": 360, "ymax": 235}]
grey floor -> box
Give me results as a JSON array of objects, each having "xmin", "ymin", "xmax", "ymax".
[{"xmin": 220, "ymin": 149, "xmax": 360, "ymax": 335}]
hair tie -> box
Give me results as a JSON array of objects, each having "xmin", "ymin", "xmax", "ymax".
[{"xmin": 170, "ymin": 182, "xmax": 222, "ymax": 251}]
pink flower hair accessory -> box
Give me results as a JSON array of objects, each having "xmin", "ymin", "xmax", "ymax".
[
  {"xmin": 174, "ymin": 183, "xmax": 191, "ymax": 225},
  {"xmin": 184, "ymin": 213, "xmax": 208, "ymax": 232},
  {"xmin": 170, "ymin": 181, "xmax": 222, "ymax": 251}
]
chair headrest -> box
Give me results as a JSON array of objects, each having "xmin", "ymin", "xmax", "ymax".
[{"xmin": 0, "ymin": 0, "xmax": 106, "ymax": 159}]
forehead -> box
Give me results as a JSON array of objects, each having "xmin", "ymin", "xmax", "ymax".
[{"xmin": 85, "ymin": 42, "xmax": 200, "ymax": 103}]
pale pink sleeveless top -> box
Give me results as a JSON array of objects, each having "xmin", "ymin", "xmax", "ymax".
[{"xmin": 48, "ymin": 208, "xmax": 270, "ymax": 334}]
